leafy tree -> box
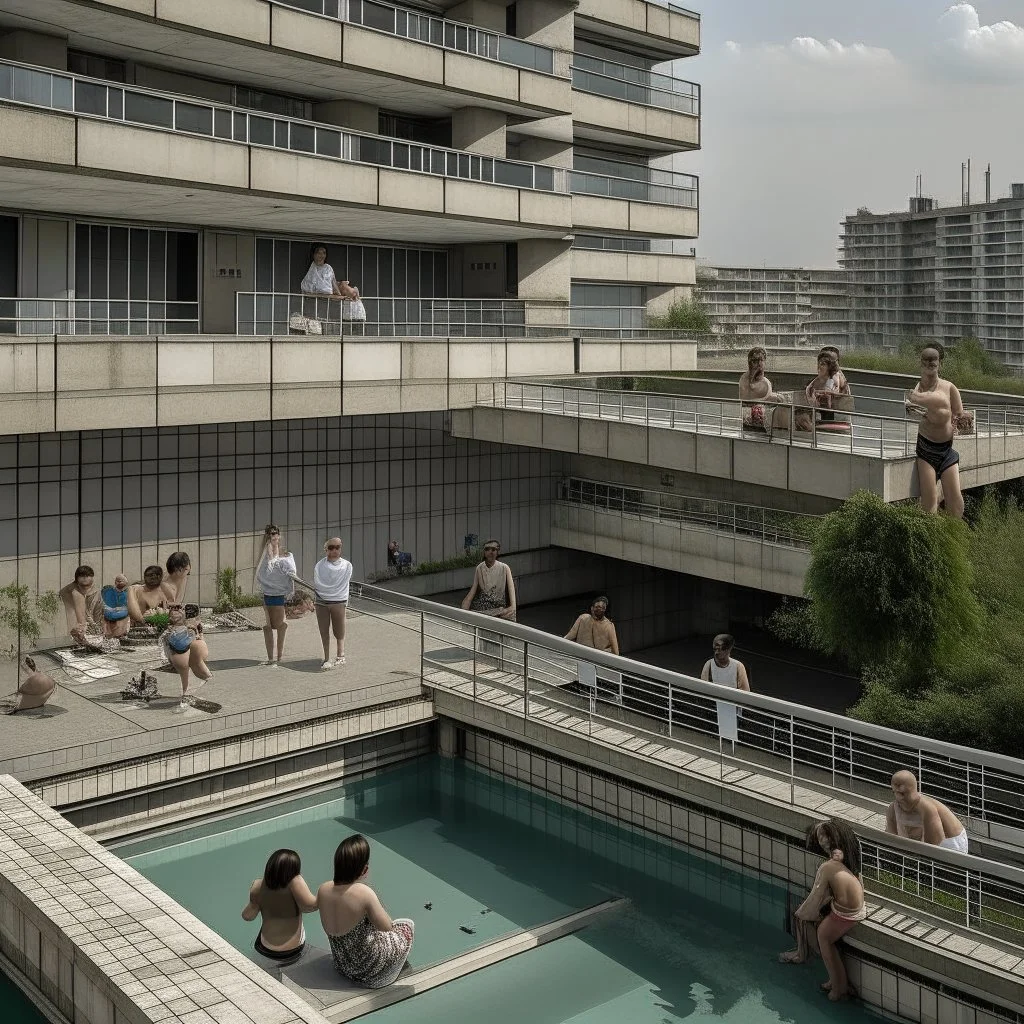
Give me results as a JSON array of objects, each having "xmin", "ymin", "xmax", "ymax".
[{"xmin": 0, "ymin": 583, "xmax": 59, "ymax": 658}]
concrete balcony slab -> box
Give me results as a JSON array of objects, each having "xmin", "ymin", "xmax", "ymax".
[{"xmin": 572, "ymin": 89, "xmax": 700, "ymax": 152}]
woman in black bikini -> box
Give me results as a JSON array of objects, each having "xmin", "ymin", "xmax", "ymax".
[{"xmin": 905, "ymin": 344, "xmax": 967, "ymax": 519}]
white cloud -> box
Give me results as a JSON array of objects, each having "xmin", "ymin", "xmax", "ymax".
[
  {"xmin": 935, "ymin": 3, "xmax": 1024, "ymax": 80},
  {"xmin": 722, "ymin": 36, "xmax": 895, "ymax": 65}
]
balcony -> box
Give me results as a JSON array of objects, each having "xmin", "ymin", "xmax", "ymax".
[
  {"xmin": 0, "ymin": 298, "xmax": 200, "ymax": 336},
  {"xmin": 572, "ymin": 54, "xmax": 700, "ymax": 151},
  {"xmin": 571, "ymin": 235, "xmax": 695, "ymax": 285},
  {"xmin": 0, "ymin": 59, "xmax": 571, "ymax": 240},
  {"xmin": 570, "ymin": 164, "xmax": 699, "ymax": 238},
  {"xmin": 575, "ymin": 0, "xmax": 700, "ymax": 61}
]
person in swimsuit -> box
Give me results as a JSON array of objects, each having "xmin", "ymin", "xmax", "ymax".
[
  {"xmin": 100, "ymin": 574, "xmax": 132, "ymax": 651},
  {"xmin": 165, "ymin": 604, "xmax": 213, "ymax": 710},
  {"xmin": 779, "ymin": 817, "xmax": 865, "ymax": 1002},
  {"xmin": 161, "ymin": 551, "xmax": 191, "ymax": 605},
  {"xmin": 256, "ymin": 524, "xmax": 299, "ymax": 667},
  {"xmin": 313, "ymin": 537, "xmax": 353, "ymax": 670},
  {"xmin": 3, "ymin": 657, "xmax": 57, "ymax": 714},
  {"xmin": 905, "ymin": 344, "xmax": 966, "ymax": 519},
  {"xmin": 59, "ymin": 565, "xmax": 103, "ymax": 647},
  {"xmin": 700, "ymin": 633, "xmax": 750, "ymax": 744},
  {"xmin": 886, "ymin": 770, "xmax": 968, "ymax": 854},
  {"xmin": 242, "ymin": 849, "xmax": 318, "ymax": 967},
  {"xmin": 461, "ymin": 540, "xmax": 517, "ymax": 621},
  {"xmin": 738, "ymin": 346, "xmax": 791, "ymax": 432},
  {"xmin": 318, "ymin": 834, "xmax": 414, "ymax": 990},
  {"xmin": 128, "ymin": 565, "xmax": 168, "ymax": 624}
]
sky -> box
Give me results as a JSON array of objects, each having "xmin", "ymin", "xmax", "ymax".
[{"xmin": 675, "ymin": 1, "xmax": 1024, "ymax": 267}]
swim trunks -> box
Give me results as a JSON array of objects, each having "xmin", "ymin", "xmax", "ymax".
[
  {"xmin": 939, "ymin": 829, "xmax": 969, "ymax": 854},
  {"xmin": 101, "ymin": 585, "xmax": 129, "ymax": 622},
  {"xmin": 264, "ymin": 595, "xmax": 286, "ymax": 607},
  {"xmin": 915, "ymin": 434, "xmax": 959, "ymax": 479}
]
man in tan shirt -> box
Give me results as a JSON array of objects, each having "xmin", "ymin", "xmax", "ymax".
[{"xmin": 565, "ymin": 597, "xmax": 619, "ymax": 656}]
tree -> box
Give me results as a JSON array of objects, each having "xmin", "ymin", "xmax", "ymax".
[
  {"xmin": 801, "ymin": 491, "xmax": 981, "ymax": 686},
  {"xmin": 646, "ymin": 295, "xmax": 712, "ymax": 333},
  {"xmin": 0, "ymin": 583, "xmax": 59, "ymax": 660}
]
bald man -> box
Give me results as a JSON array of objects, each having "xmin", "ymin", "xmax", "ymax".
[{"xmin": 886, "ymin": 770, "xmax": 968, "ymax": 853}]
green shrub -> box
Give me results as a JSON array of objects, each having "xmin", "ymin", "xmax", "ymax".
[
  {"xmin": 0, "ymin": 584, "xmax": 58, "ymax": 656},
  {"xmin": 213, "ymin": 566, "xmax": 264, "ymax": 613},
  {"xmin": 645, "ymin": 297, "xmax": 711, "ymax": 333}
]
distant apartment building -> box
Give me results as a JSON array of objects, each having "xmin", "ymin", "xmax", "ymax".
[
  {"xmin": 841, "ymin": 187, "xmax": 1024, "ymax": 366},
  {"xmin": 698, "ymin": 264, "xmax": 849, "ymax": 348}
]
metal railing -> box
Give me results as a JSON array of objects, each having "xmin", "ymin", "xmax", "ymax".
[
  {"xmin": 558, "ymin": 476, "xmax": 819, "ymax": 547},
  {"xmin": 0, "ymin": 297, "xmax": 200, "ymax": 336},
  {"xmin": 571, "ymin": 54, "xmax": 700, "ymax": 115},
  {"xmin": 482, "ymin": 381, "xmax": 1024, "ymax": 457},
  {"xmin": 273, "ymin": 0, "xmax": 556, "ymax": 73},
  {"xmin": 350, "ymin": 583, "xmax": 1024, "ymax": 942},
  {"xmin": 235, "ymin": 293, "xmax": 527, "ymax": 337},
  {"xmin": 0, "ymin": 59, "xmax": 564, "ymax": 194},
  {"xmin": 572, "ymin": 235, "xmax": 695, "ymax": 255},
  {"xmin": 569, "ymin": 305, "xmax": 646, "ymax": 330},
  {"xmin": 569, "ymin": 168, "xmax": 698, "ymax": 208}
]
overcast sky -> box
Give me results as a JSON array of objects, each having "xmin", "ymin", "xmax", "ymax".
[{"xmin": 675, "ymin": 1, "xmax": 1024, "ymax": 267}]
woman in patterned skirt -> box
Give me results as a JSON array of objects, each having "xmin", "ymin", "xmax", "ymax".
[{"xmin": 318, "ymin": 834, "xmax": 414, "ymax": 989}]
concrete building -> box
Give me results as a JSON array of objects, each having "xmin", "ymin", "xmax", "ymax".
[
  {"xmin": 0, "ymin": 0, "xmax": 702, "ymax": 603},
  {"xmin": 842, "ymin": 188, "xmax": 1024, "ymax": 366},
  {"xmin": 698, "ymin": 263, "xmax": 849, "ymax": 349}
]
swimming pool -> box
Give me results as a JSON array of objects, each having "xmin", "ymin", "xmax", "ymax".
[
  {"xmin": 116, "ymin": 757, "xmax": 881, "ymax": 1023},
  {"xmin": 1, "ymin": 972, "xmax": 47, "ymax": 1024}
]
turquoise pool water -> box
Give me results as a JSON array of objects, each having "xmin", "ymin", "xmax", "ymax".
[
  {"xmin": 117, "ymin": 757, "xmax": 881, "ymax": 1023},
  {"xmin": 1, "ymin": 971, "xmax": 46, "ymax": 1024}
]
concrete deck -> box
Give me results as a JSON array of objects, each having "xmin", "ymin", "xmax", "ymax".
[{"xmin": 0, "ymin": 611, "xmax": 423, "ymax": 781}]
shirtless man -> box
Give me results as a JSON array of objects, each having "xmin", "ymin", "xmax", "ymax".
[
  {"xmin": 565, "ymin": 597, "xmax": 620, "ymax": 656},
  {"xmin": 905, "ymin": 344, "xmax": 966, "ymax": 519},
  {"xmin": 58, "ymin": 565, "xmax": 103, "ymax": 646},
  {"xmin": 128, "ymin": 565, "xmax": 167, "ymax": 624},
  {"xmin": 886, "ymin": 770, "xmax": 968, "ymax": 854},
  {"xmin": 738, "ymin": 346, "xmax": 791, "ymax": 431}
]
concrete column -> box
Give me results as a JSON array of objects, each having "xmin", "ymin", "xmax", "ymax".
[
  {"xmin": 514, "ymin": 0, "xmax": 574, "ymax": 50},
  {"xmin": 451, "ymin": 107, "xmax": 507, "ymax": 158},
  {"xmin": 203, "ymin": 232, "xmax": 255, "ymax": 335},
  {"xmin": 446, "ymin": 0, "xmax": 506, "ymax": 31},
  {"xmin": 313, "ymin": 100, "xmax": 378, "ymax": 135},
  {"xmin": 518, "ymin": 239, "xmax": 570, "ymax": 325},
  {"xmin": 438, "ymin": 719, "xmax": 460, "ymax": 759},
  {"xmin": 0, "ymin": 30, "xmax": 67, "ymax": 70},
  {"xmin": 514, "ymin": 137, "xmax": 572, "ymax": 169}
]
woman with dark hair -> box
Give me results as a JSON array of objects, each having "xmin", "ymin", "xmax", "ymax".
[
  {"xmin": 161, "ymin": 551, "xmax": 191, "ymax": 605},
  {"xmin": 300, "ymin": 244, "xmax": 359, "ymax": 301},
  {"xmin": 255, "ymin": 524, "xmax": 298, "ymax": 667},
  {"xmin": 779, "ymin": 817, "xmax": 865, "ymax": 1001},
  {"xmin": 242, "ymin": 849, "xmax": 318, "ymax": 965},
  {"xmin": 317, "ymin": 834, "xmax": 414, "ymax": 989},
  {"xmin": 461, "ymin": 540, "xmax": 516, "ymax": 621}
]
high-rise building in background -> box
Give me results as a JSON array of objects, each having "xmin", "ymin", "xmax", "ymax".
[
  {"xmin": 841, "ymin": 187, "xmax": 1024, "ymax": 367},
  {"xmin": 697, "ymin": 264, "xmax": 849, "ymax": 349}
]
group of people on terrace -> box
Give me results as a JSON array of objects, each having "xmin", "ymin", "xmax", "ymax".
[{"xmin": 739, "ymin": 342, "xmax": 972, "ymax": 518}]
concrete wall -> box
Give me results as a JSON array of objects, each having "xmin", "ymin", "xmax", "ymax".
[
  {"xmin": 571, "ymin": 248, "xmax": 696, "ymax": 287},
  {"xmin": 572, "ymin": 90, "xmax": 700, "ymax": 150},
  {"xmin": 574, "ymin": 0, "xmax": 701, "ymax": 55},
  {"xmin": 571, "ymin": 195, "xmax": 698, "ymax": 239}
]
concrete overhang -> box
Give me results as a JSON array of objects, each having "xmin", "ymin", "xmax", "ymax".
[
  {"xmin": 572, "ymin": 89, "xmax": 700, "ymax": 153},
  {"xmin": 571, "ymin": 193, "xmax": 698, "ymax": 239},
  {"xmin": 450, "ymin": 405, "xmax": 1024, "ymax": 502},
  {"xmin": 0, "ymin": 0, "xmax": 572, "ymax": 119},
  {"xmin": 570, "ymin": 247, "xmax": 696, "ymax": 286},
  {"xmin": 574, "ymin": 0, "xmax": 700, "ymax": 61},
  {"xmin": 0, "ymin": 105, "xmax": 572, "ymax": 242}
]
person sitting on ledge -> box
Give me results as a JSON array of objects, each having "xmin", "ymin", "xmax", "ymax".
[
  {"xmin": 565, "ymin": 596, "xmax": 619, "ymax": 656},
  {"xmin": 3, "ymin": 657, "xmax": 57, "ymax": 714},
  {"xmin": 161, "ymin": 551, "xmax": 191, "ymax": 605},
  {"xmin": 243, "ymin": 849, "xmax": 318, "ymax": 967},
  {"xmin": 59, "ymin": 565, "xmax": 103, "ymax": 647},
  {"xmin": 319, "ymin": 834, "xmax": 414, "ymax": 990},
  {"xmin": 738, "ymin": 345, "xmax": 792, "ymax": 432},
  {"xmin": 99, "ymin": 574, "xmax": 132, "ymax": 651},
  {"xmin": 886, "ymin": 770, "xmax": 968, "ymax": 853},
  {"xmin": 165, "ymin": 603, "xmax": 213, "ymax": 710},
  {"xmin": 779, "ymin": 817, "xmax": 865, "ymax": 1002},
  {"xmin": 127, "ymin": 565, "xmax": 167, "ymax": 625}
]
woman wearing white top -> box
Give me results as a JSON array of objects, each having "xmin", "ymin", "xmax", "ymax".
[
  {"xmin": 300, "ymin": 245, "xmax": 359, "ymax": 301},
  {"xmin": 700, "ymin": 633, "xmax": 750, "ymax": 744},
  {"xmin": 461, "ymin": 540, "xmax": 516, "ymax": 621},
  {"xmin": 313, "ymin": 537, "xmax": 353, "ymax": 670},
  {"xmin": 255, "ymin": 523, "xmax": 298, "ymax": 667}
]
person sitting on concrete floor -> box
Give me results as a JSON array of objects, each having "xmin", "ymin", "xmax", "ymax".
[
  {"xmin": 779, "ymin": 817, "xmax": 865, "ymax": 1002},
  {"xmin": 461, "ymin": 540, "xmax": 517, "ymax": 621},
  {"xmin": 738, "ymin": 345, "xmax": 792, "ymax": 432},
  {"xmin": 796, "ymin": 350, "xmax": 841, "ymax": 431},
  {"xmin": 243, "ymin": 849, "xmax": 318, "ymax": 968},
  {"xmin": 565, "ymin": 596, "xmax": 620, "ymax": 656},
  {"xmin": 700, "ymin": 634, "xmax": 750, "ymax": 744},
  {"xmin": 59, "ymin": 565, "xmax": 103, "ymax": 647},
  {"xmin": 99, "ymin": 574, "xmax": 132, "ymax": 651},
  {"xmin": 127, "ymin": 565, "xmax": 168, "ymax": 624},
  {"xmin": 161, "ymin": 551, "xmax": 191, "ymax": 605},
  {"xmin": 886, "ymin": 770, "xmax": 968, "ymax": 853},
  {"xmin": 165, "ymin": 603, "xmax": 213, "ymax": 710},
  {"xmin": 3, "ymin": 657, "xmax": 58, "ymax": 714},
  {"xmin": 319, "ymin": 834, "xmax": 414, "ymax": 989}
]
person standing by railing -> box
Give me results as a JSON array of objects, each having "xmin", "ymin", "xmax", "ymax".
[
  {"xmin": 300, "ymin": 244, "xmax": 359, "ymax": 333},
  {"xmin": 565, "ymin": 597, "xmax": 619, "ymax": 655},
  {"xmin": 255, "ymin": 524, "xmax": 299, "ymax": 667},
  {"xmin": 699, "ymin": 634, "xmax": 749, "ymax": 743},
  {"xmin": 886, "ymin": 770, "xmax": 968, "ymax": 853},
  {"xmin": 461, "ymin": 540, "xmax": 516, "ymax": 621}
]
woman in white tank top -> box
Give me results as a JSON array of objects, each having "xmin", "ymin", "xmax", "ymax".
[{"xmin": 700, "ymin": 634, "xmax": 750, "ymax": 743}]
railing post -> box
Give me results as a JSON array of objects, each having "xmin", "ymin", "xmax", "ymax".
[
  {"xmin": 668, "ymin": 682, "xmax": 673, "ymax": 738},
  {"xmin": 523, "ymin": 641, "xmax": 529, "ymax": 721},
  {"xmin": 789, "ymin": 714, "xmax": 796, "ymax": 805},
  {"xmin": 473, "ymin": 625, "xmax": 478, "ymax": 701},
  {"xmin": 420, "ymin": 611, "xmax": 425, "ymax": 685}
]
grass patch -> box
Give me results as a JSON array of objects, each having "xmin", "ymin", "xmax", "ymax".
[{"xmin": 365, "ymin": 549, "xmax": 484, "ymax": 585}]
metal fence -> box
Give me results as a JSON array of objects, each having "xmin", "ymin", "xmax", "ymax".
[
  {"xmin": 0, "ymin": 58, "xmax": 564, "ymax": 194},
  {"xmin": 272, "ymin": 0, "xmax": 555, "ymax": 73},
  {"xmin": 569, "ymin": 168, "xmax": 698, "ymax": 208},
  {"xmin": 571, "ymin": 55, "xmax": 700, "ymax": 115},
  {"xmin": 558, "ymin": 476, "xmax": 819, "ymax": 547},
  {"xmin": 235, "ymin": 293, "xmax": 528, "ymax": 337},
  {"xmin": 351, "ymin": 583, "xmax": 1024, "ymax": 941},
  {"xmin": 0, "ymin": 297, "xmax": 200, "ymax": 335}
]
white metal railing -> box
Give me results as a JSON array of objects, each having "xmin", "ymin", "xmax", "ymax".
[
  {"xmin": 0, "ymin": 59, "xmax": 564, "ymax": 194},
  {"xmin": 572, "ymin": 235, "xmax": 695, "ymax": 255},
  {"xmin": 558, "ymin": 476, "xmax": 819, "ymax": 547},
  {"xmin": 235, "ymin": 293, "xmax": 528, "ymax": 337},
  {"xmin": 273, "ymin": 0, "xmax": 556, "ymax": 73},
  {"xmin": 0, "ymin": 297, "xmax": 200, "ymax": 335},
  {"xmin": 569, "ymin": 167, "xmax": 698, "ymax": 208},
  {"xmin": 571, "ymin": 54, "xmax": 700, "ymax": 115},
  {"xmin": 569, "ymin": 305, "xmax": 646, "ymax": 330},
  {"xmin": 483, "ymin": 381, "xmax": 1024, "ymax": 457},
  {"xmin": 350, "ymin": 583, "xmax": 1024, "ymax": 942}
]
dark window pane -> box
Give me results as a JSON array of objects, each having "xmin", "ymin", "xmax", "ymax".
[
  {"xmin": 316, "ymin": 128, "xmax": 341, "ymax": 158},
  {"xmin": 74, "ymin": 81, "xmax": 108, "ymax": 117},
  {"xmin": 75, "ymin": 224, "xmax": 90, "ymax": 298},
  {"xmin": 255, "ymin": 237, "xmax": 274, "ymax": 291},
  {"xmin": 291, "ymin": 122, "xmax": 315, "ymax": 153},
  {"xmin": 124, "ymin": 91, "xmax": 174, "ymax": 128},
  {"xmin": 249, "ymin": 116, "xmax": 274, "ymax": 146},
  {"xmin": 176, "ymin": 101, "xmax": 213, "ymax": 135},
  {"xmin": 214, "ymin": 108, "xmax": 232, "ymax": 139},
  {"xmin": 149, "ymin": 231, "xmax": 166, "ymax": 300},
  {"xmin": 108, "ymin": 88, "xmax": 123, "ymax": 119}
]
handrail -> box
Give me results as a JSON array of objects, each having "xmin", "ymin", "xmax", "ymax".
[
  {"xmin": 0, "ymin": 297, "xmax": 200, "ymax": 335},
  {"xmin": 0, "ymin": 58, "xmax": 564, "ymax": 194},
  {"xmin": 569, "ymin": 169, "xmax": 697, "ymax": 208},
  {"xmin": 571, "ymin": 55, "xmax": 700, "ymax": 115},
  {"xmin": 271, "ymin": 0, "xmax": 556, "ymax": 74}
]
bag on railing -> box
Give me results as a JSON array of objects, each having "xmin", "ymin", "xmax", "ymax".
[
  {"xmin": 288, "ymin": 312, "xmax": 323, "ymax": 335},
  {"xmin": 342, "ymin": 299, "xmax": 367, "ymax": 322},
  {"xmin": 954, "ymin": 410, "xmax": 975, "ymax": 435}
]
